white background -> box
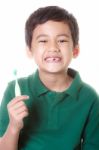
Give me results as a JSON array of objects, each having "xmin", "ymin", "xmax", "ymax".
[{"xmin": 0, "ymin": 0, "xmax": 99, "ymax": 102}]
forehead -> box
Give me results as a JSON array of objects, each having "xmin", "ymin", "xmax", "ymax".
[{"xmin": 32, "ymin": 21, "xmax": 71, "ymax": 38}]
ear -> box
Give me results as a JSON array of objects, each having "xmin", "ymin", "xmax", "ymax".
[
  {"xmin": 25, "ymin": 46, "xmax": 33, "ymax": 58},
  {"xmin": 72, "ymin": 45, "xmax": 80, "ymax": 58}
]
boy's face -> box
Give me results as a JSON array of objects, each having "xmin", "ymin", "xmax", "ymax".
[{"xmin": 28, "ymin": 21, "xmax": 79, "ymax": 74}]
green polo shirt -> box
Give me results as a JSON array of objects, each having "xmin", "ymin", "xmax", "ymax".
[{"xmin": 0, "ymin": 68, "xmax": 99, "ymax": 150}]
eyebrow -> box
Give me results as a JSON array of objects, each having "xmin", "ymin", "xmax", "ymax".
[
  {"xmin": 36, "ymin": 34, "xmax": 48, "ymax": 40},
  {"xmin": 36, "ymin": 33, "xmax": 70, "ymax": 40},
  {"xmin": 57, "ymin": 34, "xmax": 70, "ymax": 38}
]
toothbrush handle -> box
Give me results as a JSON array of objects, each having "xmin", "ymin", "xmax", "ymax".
[{"xmin": 15, "ymin": 80, "xmax": 21, "ymax": 96}]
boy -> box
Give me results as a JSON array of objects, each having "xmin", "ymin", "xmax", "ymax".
[{"xmin": 0, "ymin": 6, "xmax": 99, "ymax": 150}]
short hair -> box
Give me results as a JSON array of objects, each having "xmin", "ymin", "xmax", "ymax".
[{"xmin": 25, "ymin": 6, "xmax": 79, "ymax": 48}]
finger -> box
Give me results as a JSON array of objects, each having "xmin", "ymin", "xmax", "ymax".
[
  {"xmin": 8, "ymin": 95, "xmax": 29, "ymax": 107},
  {"xmin": 18, "ymin": 111, "xmax": 29, "ymax": 119},
  {"xmin": 14, "ymin": 106, "xmax": 28, "ymax": 115},
  {"xmin": 11, "ymin": 101, "xmax": 26, "ymax": 110},
  {"xmin": 8, "ymin": 102, "xmax": 28, "ymax": 114}
]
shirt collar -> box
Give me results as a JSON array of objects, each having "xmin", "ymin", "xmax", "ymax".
[
  {"xmin": 66, "ymin": 68, "xmax": 83, "ymax": 98},
  {"xmin": 30, "ymin": 70, "xmax": 49, "ymax": 96},
  {"xmin": 29, "ymin": 68, "xmax": 83, "ymax": 98}
]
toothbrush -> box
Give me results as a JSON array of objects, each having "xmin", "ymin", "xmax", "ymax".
[{"xmin": 13, "ymin": 69, "xmax": 21, "ymax": 96}]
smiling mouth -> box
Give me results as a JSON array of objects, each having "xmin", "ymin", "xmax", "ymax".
[{"xmin": 44, "ymin": 57, "xmax": 62, "ymax": 63}]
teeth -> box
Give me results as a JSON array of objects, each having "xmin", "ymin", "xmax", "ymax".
[{"xmin": 45, "ymin": 57, "xmax": 61, "ymax": 62}]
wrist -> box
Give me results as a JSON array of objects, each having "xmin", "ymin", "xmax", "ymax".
[{"xmin": 8, "ymin": 124, "xmax": 21, "ymax": 135}]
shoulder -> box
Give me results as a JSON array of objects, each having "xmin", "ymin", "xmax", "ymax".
[
  {"xmin": 5, "ymin": 73, "xmax": 35, "ymax": 97},
  {"xmin": 68, "ymin": 68, "xmax": 99, "ymax": 102},
  {"xmin": 82, "ymin": 81, "xmax": 98, "ymax": 97},
  {"xmin": 8, "ymin": 73, "xmax": 33, "ymax": 87},
  {"xmin": 80, "ymin": 81, "xmax": 99, "ymax": 105}
]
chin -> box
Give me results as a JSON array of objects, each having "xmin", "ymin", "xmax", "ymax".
[
  {"xmin": 44, "ymin": 68, "xmax": 65, "ymax": 74},
  {"xmin": 39, "ymin": 65, "xmax": 66, "ymax": 74}
]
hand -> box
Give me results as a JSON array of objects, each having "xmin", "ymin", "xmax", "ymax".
[{"xmin": 7, "ymin": 95, "xmax": 29, "ymax": 133}]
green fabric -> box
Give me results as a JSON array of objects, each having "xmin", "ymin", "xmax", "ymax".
[{"xmin": 0, "ymin": 68, "xmax": 99, "ymax": 150}]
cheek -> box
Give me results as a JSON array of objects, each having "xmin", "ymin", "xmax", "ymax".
[
  {"xmin": 63, "ymin": 48, "xmax": 73, "ymax": 56},
  {"xmin": 62, "ymin": 50, "xmax": 73, "ymax": 63},
  {"xmin": 33, "ymin": 49, "xmax": 43, "ymax": 62}
]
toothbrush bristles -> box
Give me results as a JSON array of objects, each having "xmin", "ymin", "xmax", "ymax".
[{"xmin": 13, "ymin": 69, "xmax": 17, "ymax": 76}]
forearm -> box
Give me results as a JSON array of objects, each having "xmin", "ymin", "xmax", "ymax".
[
  {"xmin": 0, "ymin": 95, "xmax": 29, "ymax": 150},
  {"xmin": 0, "ymin": 124, "xmax": 20, "ymax": 150}
]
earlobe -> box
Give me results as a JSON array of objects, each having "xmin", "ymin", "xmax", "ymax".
[{"xmin": 73, "ymin": 45, "xmax": 80, "ymax": 58}]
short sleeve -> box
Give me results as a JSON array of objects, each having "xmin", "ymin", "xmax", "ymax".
[
  {"xmin": 0, "ymin": 82, "xmax": 15, "ymax": 137},
  {"xmin": 82, "ymin": 96, "xmax": 99, "ymax": 150}
]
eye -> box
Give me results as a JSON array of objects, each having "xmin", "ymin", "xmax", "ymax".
[
  {"xmin": 58, "ymin": 39, "xmax": 68, "ymax": 43},
  {"xmin": 38, "ymin": 40, "xmax": 47, "ymax": 43}
]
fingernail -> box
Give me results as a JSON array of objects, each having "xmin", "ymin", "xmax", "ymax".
[
  {"xmin": 26, "ymin": 95, "xmax": 29, "ymax": 99},
  {"xmin": 24, "ymin": 95, "xmax": 29, "ymax": 99}
]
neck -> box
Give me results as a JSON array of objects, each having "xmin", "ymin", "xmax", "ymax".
[{"xmin": 38, "ymin": 70, "xmax": 73, "ymax": 92}]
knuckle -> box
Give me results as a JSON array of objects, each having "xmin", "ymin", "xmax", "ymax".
[{"xmin": 7, "ymin": 102, "xmax": 11, "ymax": 108}]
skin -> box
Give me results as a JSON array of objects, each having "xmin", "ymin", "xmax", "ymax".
[
  {"xmin": 0, "ymin": 20, "xmax": 79, "ymax": 150},
  {"xmin": 27, "ymin": 21, "xmax": 79, "ymax": 91},
  {"xmin": 0, "ymin": 95, "xmax": 29, "ymax": 150}
]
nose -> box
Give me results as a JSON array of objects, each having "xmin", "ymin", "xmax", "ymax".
[{"xmin": 48, "ymin": 41, "xmax": 60, "ymax": 52}]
